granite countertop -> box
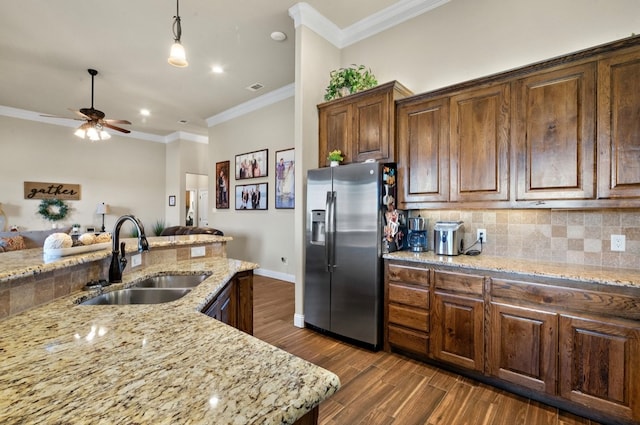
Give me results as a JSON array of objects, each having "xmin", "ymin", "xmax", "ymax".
[
  {"xmin": 0, "ymin": 257, "xmax": 340, "ymax": 424},
  {"xmin": 0, "ymin": 235, "xmax": 232, "ymax": 283},
  {"xmin": 384, "ymin": 251, "xmax": 640, "ymax": 289}
]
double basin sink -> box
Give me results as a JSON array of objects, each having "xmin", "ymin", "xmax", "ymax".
[{"xmin": 80, "ymin": 274, "xmax": 209, "ymax": 305}]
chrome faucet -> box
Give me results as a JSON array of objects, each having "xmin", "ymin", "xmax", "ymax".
[{"xmin": 108, "ymin": 215, "xmax": 149, "ymax": 283}]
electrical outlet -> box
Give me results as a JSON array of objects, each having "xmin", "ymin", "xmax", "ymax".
[
  {"xmin": 191, "ymin": 246, "xmax": 206, "ymax": 257},
  {"xmin": 611, "ymin": 234, "xmax": 626, "ymax": 252},
  {"xmin": 477, "ymin": 229, "xmax": 487, "ymax": 243},
  {"xmin": 131, "ymin": 254, "xmax": 142, "ymax": 268}
]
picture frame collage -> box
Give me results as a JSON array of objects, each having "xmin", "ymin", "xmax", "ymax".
[{"xmin": 215, "ymin": 147, "xmax": 294, "ymax": 211}]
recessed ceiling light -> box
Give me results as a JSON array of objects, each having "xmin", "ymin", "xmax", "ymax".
[
  {"xmin": 212, "ymin": 65, "xmax": 224, "ymax": 74},
  {"xmin": 140, "ymin": 109, "xmax": 150, "ymax": 116},
  {"xmin": 270, "ymin": 31, "xmax": 287, "ymax": 42}
]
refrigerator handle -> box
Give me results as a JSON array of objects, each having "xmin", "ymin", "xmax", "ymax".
[{"xmin": 325, "ymin": 191, "xmax": 336, "ymax": 272}]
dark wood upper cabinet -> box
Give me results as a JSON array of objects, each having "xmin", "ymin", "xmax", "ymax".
[
  {"xmin": 514, "ymin": 63, "xmax": 596, "ymax": 201},
  {"xmin": 397, "ymin": 97, "xmax": 450, "ymax": 203},
  {"xmin": 318, "ymin": 81, "xmax": 412, "ymax": 167},
  {"xmin": 597, "ymin": 48, "xmax": 640, "ymax": 200},
  {"xmin": 450, "ymin": 83, "xmax": 511, "ymax": 202}
]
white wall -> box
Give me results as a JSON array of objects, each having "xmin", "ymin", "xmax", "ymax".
[
  {"xmin": 208, "ymin": 97, "xmax": 296, "ymax": 281},
  {"xmin": 0, "ymin": 116, "xmax": 166, "ymax": 233},
  {"xmin": 342, "ymin": 0, "xmax": 640, "ymax": 95},
  {"xmin": 165, "ymin": 139, "xmax": 210, "ymax": 227}
]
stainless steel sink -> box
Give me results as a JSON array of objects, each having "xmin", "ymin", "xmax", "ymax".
[
  {"xmin": 80, "ymin": 288, "xmax": 191, "ymax": 305},
  {"xmin": 132, "ymin": 274, "xmax": 209, "ymax": 288}
]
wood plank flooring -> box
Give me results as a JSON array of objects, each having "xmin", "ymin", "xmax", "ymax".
[{"xmin": 252, "ymin": 275, "xmax": 602, "ymax": 425}]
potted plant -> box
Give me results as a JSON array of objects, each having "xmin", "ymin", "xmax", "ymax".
[
  {"xmin": 152, "ymin": 219, "xmax": 166, "ymax": 236},
  {"xmin": 327, "ymin": 150, "xmax": 344, "ymax": 167},
  {"xmin": 324, "ymin": 64, "xmax": 378, "ymax": 101}
]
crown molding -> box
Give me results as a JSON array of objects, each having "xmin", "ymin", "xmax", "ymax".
[
  {"xmin": 289, "ymin": 0, "xmax": 449, "ymax": 48},
  {"xmin": 206, "ymin": 83, "xmax": 295, "ymax": 127},
  {"xmin": 165, "ymin": 131, "xmax": 209, "ymax": 144},
  {"xmin": 0, "ymin": 105, "xmax": 207, "ymax": 144}
]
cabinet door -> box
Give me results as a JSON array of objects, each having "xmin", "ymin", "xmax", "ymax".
[
  {"xmin": 235, "ymin": 271, "xmax": 253, "ymax": 335},
  {"xmin": 489, "ymin": 302, "xmax": 558, "ymax": 394},
  {"xmin": 559, "ymin": 314, "xmax": 640, "ymax": 423},
  {"xmin": 450, "ymin": 83, "xmax": 510, "ymax": 202},
  {"xmin": 514, "ymin": 63, "xmax": 596, "ymax": 201},
  {"xmin": 352, "ymin": 93, "xmax": 390, "ymax": 162},
  {"xmin": 431, "ymin": 291, "xmax": 484, "ymax": 371},
  {"xmin": 598, "ymin": 49, "xmax": 640, "ymax": 199},
  {"xmin": 397, "ymin": 97, "xmax": 450, "ymax": 203},
  {"xmin": 217, "ymin": 283, "xmax": 235, "ymax": 327},
  {"xmin": 318, "ymin": 103, "xmax": 351, "ymax": 167}
]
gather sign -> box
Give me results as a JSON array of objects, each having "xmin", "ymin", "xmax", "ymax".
[{"xmin": 24, "ymin": 181, "xmax": 81, "ymax": 200}]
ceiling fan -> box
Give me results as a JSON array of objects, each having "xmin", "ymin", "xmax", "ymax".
[{"xmin": 45, "ymin": 68, "xmax": 131, "ymax": 140}]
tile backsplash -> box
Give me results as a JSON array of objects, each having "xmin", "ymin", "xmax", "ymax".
[{"xmin": 415, "ymin": 209, "xmax": 640, "ymax": 270}]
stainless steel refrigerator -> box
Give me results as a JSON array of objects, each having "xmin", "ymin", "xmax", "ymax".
[{"xmin": 304, "ymin": 162, "xmax": 397, "ymax": 349}]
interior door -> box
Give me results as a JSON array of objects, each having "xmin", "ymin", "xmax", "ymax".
[{"xmin": 198, "ymin": 190, "xmax": 208, "ymax": 226}]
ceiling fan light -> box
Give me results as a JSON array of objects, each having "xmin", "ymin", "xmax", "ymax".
[
  {"xmin": 74, "ymin": 128, "xmax": 86, "ymax": 138},
  {"xmin": 86, "ymin": 126, "xmax": 99, "ymax": 141},
  {"xmin": 168, "ymin": 42, "xmax": 188, "ymax": 67},
  {"xmin": 99, "ymin": 130, "xmax": 111, "ymax": 140}
]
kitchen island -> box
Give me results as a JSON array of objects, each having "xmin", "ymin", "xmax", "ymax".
[{"xmin": 0, "ymin": 237, "xmax": 340, "ymax": 424}]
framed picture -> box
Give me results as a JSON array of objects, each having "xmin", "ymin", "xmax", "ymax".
[
  {"xmin": 235, "ymin": 183, "xmax": 268, "ymax": 210},
  {"xmin": 168, "ymin": 195, "xmax": 176, "ymax": 206},
  {"xmin": 275, "ymin": 148, "xmax": 294, "ymax": 209},
  {"xmin": 215, "ymin": 160, "xmax": 230, "ymax": 209},
  {"xmin": 235, "ymin": 149, "xmax": 268, "ymax": 180}
]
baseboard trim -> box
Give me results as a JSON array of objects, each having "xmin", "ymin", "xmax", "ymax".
[
  {"xmin": 293, "ymin": 313, "xmax": 305, "ymax": 328},
  {"xmin": 254, "ymin": 268, "xmax": 295, "ymax": 283}
]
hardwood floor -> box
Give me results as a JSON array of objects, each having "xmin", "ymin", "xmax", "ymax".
[{"xmin": 252, "ymin": 275, "xmax": 602, "ymax": 425}]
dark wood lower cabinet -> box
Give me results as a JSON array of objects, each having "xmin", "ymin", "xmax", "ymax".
[
  {"xmin": 201, "ymin": 271, "xmax": 253, "ymax": 335},
  {"xmin": 431, "ymin": 291, "xmax": 484, "ymax": 372},
  {"xmin": 384, "ymin": 260, "xmax": 640, "ymax": 425},
  {"xmin": 559, "ymin": 314, "xmax": 640, "ymax": 423},
  {"xmin": 489, "ymin": 302, "xmax": 557, "ymax": 394}
]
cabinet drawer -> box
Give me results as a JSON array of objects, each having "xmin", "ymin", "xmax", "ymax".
[
  {"xmin": 387, "ymin": 263, "xmax": 429, "ymax": 287},
  {"xmin": 388, "ymin": 282, "xmax": 429, "ymax": 309},
  {"xmin": 491, "ymin": 278, "xmax": 640, "ymax": 320},
  {"xmin": 434, "ymin": 270, "xmax": 483, "ymax": 295},
  {"xmin": 389, "ymin": 303, "xmax": 429, "ymax": 332},
  {"xmin": 388, "ymin": 324, "xmax": 428, "ymax": 355}
]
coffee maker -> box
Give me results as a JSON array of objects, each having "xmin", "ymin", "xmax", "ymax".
[{"xmin": 408, "ymin": 215, "xmax": 428, "ymax": 252}]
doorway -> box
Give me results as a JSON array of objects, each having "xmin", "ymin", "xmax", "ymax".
[{"xmin": 185, "ymin": 173, "xmax": 209, "ymax": 227}]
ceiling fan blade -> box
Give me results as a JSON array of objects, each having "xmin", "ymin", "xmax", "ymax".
[
  {"xmin": 69, "ymin": 108, "xmax": 90, "ymax": 119},
  {"xmin": 104, "ymin": 119, "xmax": 132, "ymax": 125},
  {"xmin": 103, "ymin": 122, "xmax": 131, "ymax": 134}
]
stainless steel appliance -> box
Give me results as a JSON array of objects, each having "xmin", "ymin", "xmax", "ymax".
[
  {"xmin": 305, "ymin": 162, "xmax": 396, "ymax": 349},
  {"xmin": 408, "ymin": 215, "xmax": 428, "ymax": 252},
  {"xmin": 434, "ymin": 221, "xmax": 464, "ymax": 256}
]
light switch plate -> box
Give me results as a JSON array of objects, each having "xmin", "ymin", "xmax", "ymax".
[
  {"xmin": 131, "ymin": 254, "xmax": 142, "ymax": 268},
  {"xmin": 191, "ymin": 246, "xmax": 206, "ymax": 257}
]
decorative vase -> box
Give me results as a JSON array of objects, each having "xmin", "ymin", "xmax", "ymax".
[
  {"xmin": 330, "ymin": 161, "xmax": 340, "ymax": 167},
  {"xmin": 338, "ymin": 86, "xmax": 351, "ymax": 98}
]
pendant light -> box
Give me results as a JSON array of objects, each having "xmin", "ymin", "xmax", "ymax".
[{"xmin": 168, "ymin": 0, "xmax": 188, "ymax": 67}]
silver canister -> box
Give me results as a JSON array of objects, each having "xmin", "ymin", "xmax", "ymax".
[{"xmin": 433, "ymin": 221, "xmax": 464, "ymax": 256}]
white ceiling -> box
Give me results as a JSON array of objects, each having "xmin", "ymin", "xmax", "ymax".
[{"xmin": 0, "ymin": 0, "xmax": 402, "ymax": 138}]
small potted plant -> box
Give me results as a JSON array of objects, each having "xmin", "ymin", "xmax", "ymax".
[
  {"xmin": 324, "ymin": 64, "xmax": 378, "ymax": 101},
  {"xmin": 328, "ymin": 150, "xmax": 344, "ymax": 167}
]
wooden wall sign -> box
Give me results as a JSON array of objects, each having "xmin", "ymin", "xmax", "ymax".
[{"xmin": 24, "ymin": 181, "xmax": 81, "ymax": 200}]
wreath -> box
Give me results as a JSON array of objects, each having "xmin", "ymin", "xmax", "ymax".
[{"xmin": 37, "ymin": 198, "xmax": 69, "ymax": 222}]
